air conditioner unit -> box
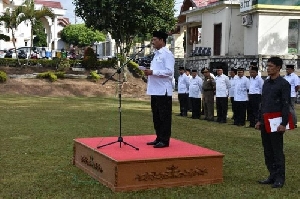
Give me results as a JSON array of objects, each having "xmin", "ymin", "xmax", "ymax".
[{"xmin": 242, "ymin": 15, "xmax": 253, "ymax": 26}]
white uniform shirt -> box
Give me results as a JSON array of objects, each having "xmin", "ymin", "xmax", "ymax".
[
  {"xmin": 146, "ymin": 47, "xmax": 174, "ymax": 96},
  {"xmin": 284, "ymin": 72, "xmax": 300, "ymax": 97},
  {"xmin": 189, "ymin": 75, "xmax": 203, "ymax": 98},
  {"xmin": 229, "ymin": 75, "xmax": 238, "ymax": 98},
  {"xmin": 234, "ymin": 76, "xmax": 250, "ymax": 101},
  {"xmin": 249, "ymin": 75, "xmax": 264, "ymax": 94},
  {"xmin": 178, "ymin": 73, "xmax": 190, "ymax": 94},
  {"xmin": 215, "ymin": 74, "xmax": 230, "ymax": 97}
]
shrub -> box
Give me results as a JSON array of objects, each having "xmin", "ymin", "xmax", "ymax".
[
  {"xmin": 57, "ymin": 59, "xmax": 70, "ymax": 71},
  {"xmin": 89, "ymin": 70, "xmax": 101, "ymax": 82},
  {"xmin": 36, "ymin": 71, "xmax": 57, "ymax": 82},
  {"xmin": 127, "ymin": 61, "xmax": 144, "ymax": 78},
  {"xmin": 82, "ymin": 47, "xmax": 97, "ymax": 70},
  {"xmin": 0, "ymin": 71, "xmax": 7, "ymax": 83},
  {"xmin": 54, "ymin": 71, "xmax": 65, "ymax": 79}
]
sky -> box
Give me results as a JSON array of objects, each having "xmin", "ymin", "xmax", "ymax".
[{"xmin": 59, "ymin": 0, "xmax": 183, "ymax": 24}]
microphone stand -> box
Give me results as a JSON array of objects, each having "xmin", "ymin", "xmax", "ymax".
[{"xmin": 97, "ymin": 47, "xmax": 147, "ymax": 150}]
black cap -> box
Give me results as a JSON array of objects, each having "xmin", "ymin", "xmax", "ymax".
[
  {"xmin": 216, "ymin": 65, "xmax": 223, "ymax": 70},
  {"xmin": 250, "ymin": 66, "xmax": 258, "ymax": 72},
  {"xmin": 286, "ymin": 64, "xmax": 295, "ymax": 69},
  {"xmin": 192, "ymin": 69, "xmax": 197, "ymax": 72},
  {"xmin": 152, "ymin": 31, "xmax": 168, "ymax": 40},
  {"xmin": 178, "ymin": 66, "xmax": 184, "ymax": 70},
  {"xmin": 250, "ymin": 62, "xmax": 257, "ymax": 66},
  {"xmin": 230, "ymin": 67, "xmax": 237, "ymax": 73},
  {"xmin": 237, "ymin": 67, "xmax": 244, "ymax": 71},
  {"xmin": 201, "ymin": 67, "xmax": 209, "ymax": 74},
  {"xmin": 186, "ymin": 68, "xmax": 191, "ymax": 72}
]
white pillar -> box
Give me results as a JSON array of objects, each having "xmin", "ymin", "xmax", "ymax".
[{"xmin": 53, "ymin": 16, "xmax": 58, "ymax": 50}]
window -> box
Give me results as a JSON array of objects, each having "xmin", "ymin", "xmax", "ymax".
[{"xmin": 288, "ymin": 19, "xmax": 300, "ymax": 54}]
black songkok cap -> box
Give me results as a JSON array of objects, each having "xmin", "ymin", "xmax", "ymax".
[
  {"xmin": 186, "ymin": 68, "xmax": 191, "ymax": 72},
  {"xmin": 250, "ymin": 62, "xmax": 258, "ymax": 66},
  {"xmin": 201, "ymin": 67, "xmax": 209, "ymax": 74},
  {"xmin": 286, "ymin": 64, "xmax": 295, "ymax": 69},
  {"xmin": 216, "ymin": 65, "xmax": 223, "ymax": 70},
  {"xmin": 192, "ymin": 69, "xmax": 197, "ymax": 72},
  {"xmin": 230, "ymin": 67, "xmax": 237, "ymax": 73},
  {"xmin": 152, "ymin": 31, "xmax": 168, "ymax": 40},
  {"xmin": 237, "ymin": 67, "xmax": 244, "ymax": 71},
  {"xmin": 179, "ymin": 66, "xmax": 184, "ymax": 70},
  {"xmin": 251, "ymin": 66, "xmax": 258, "ymax": 72}
]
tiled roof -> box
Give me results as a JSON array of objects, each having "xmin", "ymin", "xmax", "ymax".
[
  {"xmin": 35, "ymin": 0, "xmax": 63, "ymax": 9},
  {"xmin": 192, "ymin": 0, "xmax": 219, "ymax": 7}
]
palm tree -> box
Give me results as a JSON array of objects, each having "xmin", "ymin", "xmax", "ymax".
[
  {"xmin": 18, "ymin": 0, "xmax": 54, "ymax": 62},
  {"xmin": 0, "ymin": 8, "xmax": 27, "ymax": 66}
]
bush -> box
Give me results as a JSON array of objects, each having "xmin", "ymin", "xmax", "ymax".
[
  {"xmin": 127, "ymin": 61, "xmax": 144, "ymax": 78},
  {"xmin": 57, "ymin": 59, "xmax": 70, "ymax": 71},
  {"xmin": 0, "ymin": 71, "xmax": 7, "ymax": 83},
  {"xmin": 54, "ymin": 71, "xmax": 65, "ymax": 79},
  {"xmin": 89, "ymin": 71, "xmax": 101, "ymax": 82},
  {"xmin": 36, "ymin": 71, "xmax": 58, "ymax": 82},
  {"xmin": 82, "ymin": 47, "xmax": 97, "ymax": 70}
]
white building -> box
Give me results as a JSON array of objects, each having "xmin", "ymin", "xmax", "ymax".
[{"xmin": 0, "ymin": 0, "xmax": 69, "ymax": 51}]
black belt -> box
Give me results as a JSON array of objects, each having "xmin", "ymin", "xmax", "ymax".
[{"xmin": 203, "ymin": 89, "xmax": 214, "ymax": 91}]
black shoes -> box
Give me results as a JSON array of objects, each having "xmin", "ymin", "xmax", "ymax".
[
  {"xmin": 146, "ymin": 140, "xmax": 159, "ymax": 145},
  {"xmin": 272, "ymin": 181, "xmax": 284, "ymax": 188},
  {"xmin": 258, "ymin": 178, "xmax": 284, "ymax": 188},
  {"xmin": 153, "ymin": 142, "xmax": 169, "ymax": 148},
  {"xmin": 258, "ymin": 178, "xmax": 274, "ymax": 184}
]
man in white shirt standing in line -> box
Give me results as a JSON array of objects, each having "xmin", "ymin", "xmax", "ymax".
[
  {"xmin": 186, "ymin": 68, "xmax": 193, "ymax": 112},
  {"xmin": 144, "ymin": 30, "xmax": 174, "ymax": 148},
  {"xmin": 188, "ymin": 69, "xmax": 203, "ymax": 119},
  {"xmin": 233, "ymin": 67, "xmax": 250, "ymax": 126},
  {"xmin": 248, "ymin": 66, "xmax": 264, "ymax": 128},
  {"xmin": 215, "ymin": 65, "xmax": 230, "ymax": 123},
  {"xmin": 283, "ymin": 64, "xmax": 300, "ymax": 127},
  {"xmin": 229, "ymin": 67, "xmax": 238, "ymax": 122},
  {"xmin": 177, "ymin": 66, "xmax": 190, "ymax": 117}
]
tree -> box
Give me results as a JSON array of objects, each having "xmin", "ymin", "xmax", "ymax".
[
  {"xmin": 0, "ymin": 34, "xmax": 10, "ymax": 42},
  {"xmin": 18, "ymin": 0, "xmax": 54, "ymax": 61},
  {"xmin": 0, "ymin": 8, "xmax": 27, "ymax": 66},
  {"xmin": 33, "ymin": 19, "xmax": 47, "ymax": 47},
  {"xmin": 60, "ymin": 24, "xmax": 106, "ymax": 47},
  {"xmin": 73, "ymin": 0, "xmax": 176, "ymax": 80}
]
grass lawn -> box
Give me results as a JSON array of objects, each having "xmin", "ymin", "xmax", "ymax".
[{"xmin": 0, "ymin": 95, "xmax": 300, "ymax": 199}]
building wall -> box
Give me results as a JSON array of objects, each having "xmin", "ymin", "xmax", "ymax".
[
  {"xmin": 257, "ymin": 14, "xmax": 300, "ymax": 55},
  {"xmin": 243, "ymin": 13, "xmax": 259, "ymax": 55}
]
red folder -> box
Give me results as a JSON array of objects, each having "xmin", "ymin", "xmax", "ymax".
[{"xmin": 263, "ymin": 112, "xmax": 294, "ymax": 133}]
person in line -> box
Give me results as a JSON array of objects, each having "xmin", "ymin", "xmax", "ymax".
[
  {"xmin": 201, "ymin": 67, "xmax": 216, "ymax": 121},
  {"xmin": 177, "ymin": 66, "xmax": 190, "ymax": 117},
  {"xmin": 188, "ymin": 69, "xmax": 203, "ymax": 119},
  {"xmin": 233, "ymin": 67, "xmax": 249, "ymax": 126},
  {"xmin": 228, "ymin": 67, "xmax": 238, "ymax": 121},
  {"xmin": 248, "ymin": 66, "xmax": 264, "ymax": 128},
  {"xmin": 255, "ymin": 57, "xmax": 291, "ymax": 188},
  {"xmin": 215, "ymin": 66, "xmax": 230, "ymax": 123},
  {"xmin": 145, "ymin": 30, "xmax": 174, "ymax": 148},
  {"xmin": 186, "ymin": 68, "xmax": 193, "ymax": 112},
  {"xmin": 283, "ymin": 64, "xmax": 299, "ymax": 128}
]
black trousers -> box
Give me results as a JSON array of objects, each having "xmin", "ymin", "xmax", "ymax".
[
  {"xmin": 190, "ymin": 97, "xmax": 201, "ymax": 119},
  {"xmin": 248, "ymin": 94, "xmax": 261, "ymax": 127},
  {"xmin": 261, "ymin": 126, "xmax": 285, "ymax": 183},
  {"xmin": 151, "ymin": 95, "xmax": 172, "ymax": 144},
  {"xmin": 234, "ymin": 101, "xmax": 247, "ymax": 125},
  {"xmin": 230, "ymin": 97, "xmax": 236, "ymax": 119},
  {"xmin": 216, "ymin": 97, "xmax": 228, "ymax": 122},
  {"xmin": 178, "ymin": 93, "xmax": 188, "ymax": 116}
]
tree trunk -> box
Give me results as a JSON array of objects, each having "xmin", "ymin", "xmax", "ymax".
[
  {"xmin": 11, "ymin": 29, "xmax": 21, "ymax": 66},
  {"xmin": 26, "ymin": 20, "xmax": 34, "ymax": 66}
]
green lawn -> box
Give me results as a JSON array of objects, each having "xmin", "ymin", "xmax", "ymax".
[{"xmin": 0, "ymin": 96, "xmax": 299, "ymax": 199}]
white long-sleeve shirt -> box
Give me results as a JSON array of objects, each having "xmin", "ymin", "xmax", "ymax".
[
  {"xmin": 229, "ymin": 75, "xmax": 238, "ymax": 97},
  {"xmin": 178, "ymin": 73, "xmax": 190, "ymax": 94},
  {"xmin": 146, "ymin": 47, "xmax": 174, "ymax": 96},
  {"xmin": 284, "ymin": 72, "xmax": 300, "ymax": 97},
  {"xmin": 249, "ymin": 75, "xmax": 264, "ymax": 94},
  {"xmin": 215, "ymin": 74, "xmax": 230, "ymax": 97},
  {"xmin": 234, "ymin": 76, "xmax": 250, "ymax": 101},
  {"xmin": 189, "ymin": 75, "xmax": 203, "ymax": 98}
]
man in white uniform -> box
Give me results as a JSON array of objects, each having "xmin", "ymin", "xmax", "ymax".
[
  {"xmin": 177, "ymin": 66, "xmax": 190, "ymax": 117},
  {"xmin": 188, "ymin": 69, "xmax": 203, "ymax": 119},
  {"xmin": 215, "ymin": 65, "xmax": 230, "ymax": 123},
  {"xmin": 229, "ymin": 67, "xmax": 238, "ymax": 121},
  {"xmin": 233, "ymin": 67, "xmax": 250, "ymax": 126},
  {"xmin": 283, "ymin": 64, "xmax": 300, "ymax": 127},
  {"xmin": 144, "ymin": 31, "xmax": 175, "ymax": 148}
]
